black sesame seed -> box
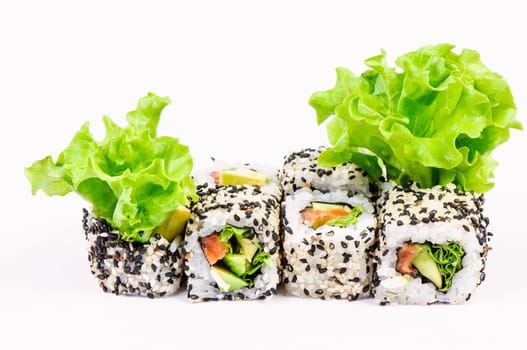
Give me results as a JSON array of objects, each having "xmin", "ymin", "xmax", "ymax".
[{"xmin": 308, "ymin": 246, "xmax": 316, "ymax": 256}]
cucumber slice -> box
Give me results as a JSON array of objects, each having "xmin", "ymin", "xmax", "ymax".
[
  {"xmin": 412, "ymin": 245, "xmax": 443, "ymax": 289},
  {"xmin": 311, "ymin": 201, "xmax": 352, "ymax": 212},
  {"xmin": 222, "ymin": 254, "xmax": 248, "ymax": 277}
]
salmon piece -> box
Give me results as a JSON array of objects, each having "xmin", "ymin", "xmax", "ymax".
[
  {"xmin": 211, "ymin": 171, "xmax": 220, "ymax": 184},
  {"xmin": 301, "ymin": 207, "xmax": 350, "ymax": 229},
  {"xmin": 200, "ymin": 233, "xmax": 228, "ymax": 265},
  {"xmin": 396, "ymin": 242, "xmax": 418, "ymax": 274}
]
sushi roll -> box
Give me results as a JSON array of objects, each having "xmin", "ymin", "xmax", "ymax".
[
  {"xmin": 83, "ymin": 209, "xmax": 185, "ymax": 297},
  {"xmin": 280, "ymin": 147, "xmax": 373, "ymax": 197},
  {"xmin": 193, "ymin": 158, "xmax": 282, "ymax": 199},
  {"xmin": 373, "ymin": 183, "xmax": 490, "ymax": 305},
  {"xmin": 308, "ymin": 45, "xmax": 522, "ymax": 306},
  {"xmin": 281, "ymin": 188, "xmax": 377, "ymax": 300},
  {"xmin": 25, "ymin": 93, "xmax": 197, "ymax": 298},
  {"xmin": 184, "ymin": 186, "xmax": 281, "ymax": 301}
]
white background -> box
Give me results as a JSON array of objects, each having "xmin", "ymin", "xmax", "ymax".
[{"xmin": 1, "ymin": 1, "xmax": 526, "ymax": 349}]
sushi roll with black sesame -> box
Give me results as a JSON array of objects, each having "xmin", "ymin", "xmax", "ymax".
[
  {"xmin": 373, "ymin": 183, "xmax": 490, "ymax": 305},
  {"xmin": 309, "ymin": 44, "xmax": 522, "ymax": 306},
  {"xmin": 83, "ymin": 209, "xmax": 185, "ymax": 297},
  {"xmin": 184, "ymin": 186, "xmax": 281, "ymax": 301},
  {"xmin": 280, "ymin": 147, "xmax": 373, "ymax": 197},
  {"xmin": 25, "ymin": 93, "xmax": 197, "ymax": 298},
  {"xmin": 193, "ymin": 158, "xmax": 282, "ymax": 198},
  {"xmin": 281, "ymin": 188, "xmax": 377, "ymax": 300}
]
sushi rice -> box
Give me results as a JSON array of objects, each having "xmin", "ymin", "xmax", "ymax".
[{"xmin": 280, "ymin": 147, "xmax": 373, "ymax": 197}]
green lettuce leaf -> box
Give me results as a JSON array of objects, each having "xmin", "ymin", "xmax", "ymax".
[
  {"xmin": 244, "ymin": 250, "xmax": 270, "ymax": 276},
  {"xmin": 217, "ymin": 224, "xmax": 270, "ymax": 285},
  {"xmin": 218, "ymin": 224, "xmax": 251, "ymax": 247},
  {"xmin": 427, "ymin": 242, "xmax": 465, "ymax": 292},
  {"xmin": 325, "ymin": 205, "xmax": 363, "ymax": 227},
  {"xmin": 309, "ymin": 44, "xmax": 522, "ymax": 192},
  {"xmin": 25, "ymin": 92, "xmax": 197, "ymax": 243}
]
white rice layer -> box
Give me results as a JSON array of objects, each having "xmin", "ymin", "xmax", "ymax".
[{"xmin": 375, "ymin": 222, "xmax": 484, "ymax": 305}]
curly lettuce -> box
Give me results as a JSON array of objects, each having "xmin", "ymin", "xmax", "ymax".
[
  {"xmin": 25, "ymin": 92, "xmax": 197, "ymax": 243},
  {"xmin": 428, "ymin": 242, "xmax": 464, "ymax": 292},
  {"xmin": 310, "ymin": 44, "xmax": 522, "ymax": 192}
]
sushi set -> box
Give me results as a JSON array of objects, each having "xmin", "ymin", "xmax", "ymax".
[{"xmin": 24, "ymin": 44, "xmax": 522, "ymax": 305}]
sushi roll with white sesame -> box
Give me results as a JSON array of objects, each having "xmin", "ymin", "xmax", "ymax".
[
  {"xmin": 280, "ymin": 147, "xmax": 374, "ymax": 197},
  {"xmin": 184, "ymin": 186, "xmax": 281, "ymax": 301},
  {"xmin": 25, "ymin": 93, "xmax": 197, "ymax": 298},
  {"xmin": 193, "ymin": 158, "xmax": 282, "ymax": 199},
  {"xmin": 372, "ymin": 183, "xmax": 490, "ymax": 305},
  {"xmin": 281, "ymin": 188, "xmax": 377, "ymax": 300}
]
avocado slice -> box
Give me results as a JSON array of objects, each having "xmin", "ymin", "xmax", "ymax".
[
  {"xmin": 311, "ymin": 202, "xmax": 352, "ymax": 212},
  {"xmin": 412, "ymin": 245, "xmax": 443, "ymax": 289},
  {"xmin": 238, "ymin": 237, "xmax": 259, "ymax": 262},
  {"xmin": 222, "ymin": 254, "xmax": 248, "ymax": 277},
  {"xmin": 210, "ymin": 265, "xmax": 249, "ymax": 292},
  {"xmin": 219, "ymin": 168, "xmax": 267, "ymax": 187},
  {"xmin": 154, "ymin": 205, "xmax": 190, "ymax": 242}
]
